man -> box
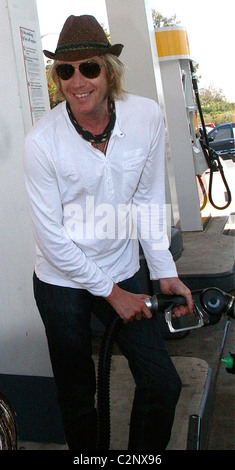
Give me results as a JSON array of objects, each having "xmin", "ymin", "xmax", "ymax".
[{"xmin": 24, "ymin": 15, "xmax": 193, "ymax": 450}]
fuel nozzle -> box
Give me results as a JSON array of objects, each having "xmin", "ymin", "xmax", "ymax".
[
  {"xmin": 221, "ymin": 353, "xmax": 235, "ymax": 374},
  {"xmin": 144, "ymin": 293, "xmax": 204, "ymax": 333},
  {"xmin": 144, "ymin": 293, "xmax": 187, "ymax": 314},
  {"xmin": 144, "ymin": 288, "xmax": 234, "ymax": 334}
]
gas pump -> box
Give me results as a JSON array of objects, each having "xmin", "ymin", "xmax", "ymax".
[
  {"xmin": 154, "ymin": 26, "xmax": 232, "ymax": 221},
  {"xmin": 154, "ymin": 26, "xmax": 209, "ymax": 231},
  {"xmin": 190, "ymin": 61, "xmax": 232, "ymax": 211}
]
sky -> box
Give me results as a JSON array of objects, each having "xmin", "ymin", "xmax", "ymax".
[{"xmin": 36, "ymin": 0, "xmax": 235, "ymax": 102}]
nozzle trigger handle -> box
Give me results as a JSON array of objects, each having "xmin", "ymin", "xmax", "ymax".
[
  {"xmin": 157, "ymin": 294, "xmax": 187, "ymax": 312},
  {"xmin": 169, "ymin": 295, "xmax": 187, "ymax": 307}
]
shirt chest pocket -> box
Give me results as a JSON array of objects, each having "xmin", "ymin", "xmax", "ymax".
[{"xmin": 121, "ymin": 150, "xmax": 146, "ymax": 200}]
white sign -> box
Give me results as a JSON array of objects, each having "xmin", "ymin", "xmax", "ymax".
[{"xmin": 20, "ymin": 26, "xmax": 47, "ymax": 125}]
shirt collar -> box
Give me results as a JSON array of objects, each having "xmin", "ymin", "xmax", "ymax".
[{"xmin": 110, "ymin": 100, "xmax": 125, "ymax": 139}]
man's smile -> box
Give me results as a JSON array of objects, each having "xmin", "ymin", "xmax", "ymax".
[{"xmin": 74, "ymin": 91, "xmax": 93, "ymax": 99}]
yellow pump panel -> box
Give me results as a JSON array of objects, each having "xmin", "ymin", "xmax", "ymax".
[{"xmin": 155, "ymin": 27, "xmax": 190, "ymax": 60}]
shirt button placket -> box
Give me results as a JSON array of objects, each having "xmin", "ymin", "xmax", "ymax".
[{"xmin": 105, "ymin": 160, "xmax": 114, "ymax": 198}]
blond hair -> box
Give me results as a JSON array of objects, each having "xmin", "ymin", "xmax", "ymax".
[{"xmin": 47, "ymin": 53, "xmax": 126, "ymax": 105}]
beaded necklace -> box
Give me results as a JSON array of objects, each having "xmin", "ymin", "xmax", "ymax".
[{"xmin": 66, "ymin": 99, "xmax": 116, "ymax": 147}]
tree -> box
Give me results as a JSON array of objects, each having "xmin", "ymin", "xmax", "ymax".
[
  {"xmin": 199, "ymin": 86, "xmax": 235, "ymax": 124},
  {"xmin": 152, "ymin": 10, "xmax": 181, "ymax": 28}
]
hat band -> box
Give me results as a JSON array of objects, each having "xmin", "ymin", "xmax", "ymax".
[{"xmin": 56, "ymin": 41, "xmax": 110, "ymax": 54}]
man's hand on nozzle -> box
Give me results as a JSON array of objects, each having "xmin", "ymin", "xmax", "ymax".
[
  {"xmin": 159, "ymin": 277, "xmax": 194, "ymax": 318},
  {"xmin": 105, "ymin": 283, "xmax": 152, "ymax": 324}
]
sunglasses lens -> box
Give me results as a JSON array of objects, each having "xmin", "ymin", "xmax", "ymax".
[
  {"xmin": 56, "ymin": 64, "xmax": 74, "ymax": 80},
  {"xmin": 79, "ymin": 62, "xmax": 101, "ymax": 79},
  {"xmin": 56, "ymin": 62, "xmax": 102, "ymax": 80}
]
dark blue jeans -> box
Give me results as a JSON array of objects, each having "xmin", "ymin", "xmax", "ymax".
[{"xmin": 33, "ymin": 272, "xmax": 181, "ymax": 450}]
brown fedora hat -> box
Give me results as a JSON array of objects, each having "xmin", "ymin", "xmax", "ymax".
[{"xmin": 43, "ymin": 15, "xmax": 124, "ymax": 61}]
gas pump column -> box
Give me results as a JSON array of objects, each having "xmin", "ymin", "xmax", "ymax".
[{"xmin": 155, "ymin": 26, "xmax": 208, "ymax": 231}]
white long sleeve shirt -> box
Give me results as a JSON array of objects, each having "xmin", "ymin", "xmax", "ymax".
[{"xmin": 24, "ymin": 94, "xmax": 178, "ymax": 297}]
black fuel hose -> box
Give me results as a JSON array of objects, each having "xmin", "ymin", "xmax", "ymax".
[
  {"xmin": 207, "ymin": 150, "xmax": 232, "ymax": 210},
  {"xmin": 96, "ymin": 314, "xmax": 122, "ymax": 450},
  {"xmin": 190, "ymin": 61, "xmax": 232, "ymax": 210}
]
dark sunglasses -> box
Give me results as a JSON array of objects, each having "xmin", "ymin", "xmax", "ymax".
[{"xmin": 56, "ymin": 62, "xmax": 103, "ymax": 80}]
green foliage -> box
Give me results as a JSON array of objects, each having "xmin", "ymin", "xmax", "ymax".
[
  {"xmin": 46, "ymin": 70, "xmax": 56, "ymax": 108},
  {"xmin": 199, "ymin": 86, "xmax": 235, "ymax": 125}
]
